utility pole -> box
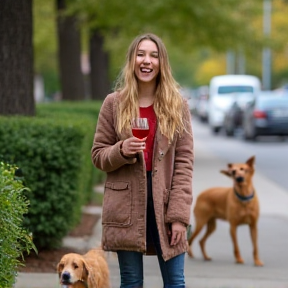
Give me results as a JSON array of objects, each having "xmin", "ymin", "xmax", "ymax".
[
  {"xmin": 237, "ymin": 49, "xmax": 246, "ymax": 75},
  {"xmin": 262, "ymin": 0, "xmax": 272, "ymax": 90},
  {"xmin": 226, "ymin": 50, "xmax": 235, "ymax": 74}
]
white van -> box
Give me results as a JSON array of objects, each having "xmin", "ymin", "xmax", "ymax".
[{"xmin": 208, "ymin": 75, "xmax": 261, "ymax": 133}]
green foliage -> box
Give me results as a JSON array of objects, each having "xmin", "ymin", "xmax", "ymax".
[
  {"xmin": 35, "ymin": 0, "xmax": 264, "ymax": 92},
  {"xmin": 33, "ymin": 0, "xmax": 57, "ymax": 74},
  {"xmin": 71, "ymin": 0, "xmax": 263, "ymax": 50},
  {"xmin": 33, "ymin": 0, "xmax": 60, "ymax": 96},
  {"xmin": 67, "ymin": 0, "xmax": 264, "ymax": 86},
  {"xmin": 0, "ymin": 101, "xmax": 105, "ymax": 249},
  {"xmin": 0, "ymin": 163, "xmax": 36, "ymax": 288}
]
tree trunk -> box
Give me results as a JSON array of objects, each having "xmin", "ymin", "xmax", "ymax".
[
  {"xmin": 89, "ymin": 30, "xmax": 111, "ymax": 100},
  {"xmin": 56, "ymin": 0, "xmax": 85, "ymax": 100},
  {"xmin": 0, "ymin": 0, "xmax": 35, "ymax": 116}
]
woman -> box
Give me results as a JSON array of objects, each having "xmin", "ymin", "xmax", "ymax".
[{"xmin": 91, "ymin": 33, "xmax": 194, "ymax": 288}]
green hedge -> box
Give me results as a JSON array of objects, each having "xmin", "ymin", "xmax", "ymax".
[
  {"xmin": 0, "ymin": 101, "xmax": 105, "ymax": 249},
  {"xmin": 37, "ymin": 101, "xmax": 105, "ymax": 203},
  {"xmin": 0, "ymin": 162, "xmax": 35, "ymax": 288}
]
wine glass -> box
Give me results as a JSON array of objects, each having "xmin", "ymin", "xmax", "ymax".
[{"xmin": 131, "ymin": 118, "xmax": 150, "ymax": 139}]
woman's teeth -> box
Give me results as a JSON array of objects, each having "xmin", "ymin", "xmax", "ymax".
[{"xmin": 141, "ymin": 68, "xmax": 152, "ymax": 73}]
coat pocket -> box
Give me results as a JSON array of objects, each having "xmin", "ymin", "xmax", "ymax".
[{"xmin": 102, "ymin": 181, "xmax": 132, "ymax": 227}]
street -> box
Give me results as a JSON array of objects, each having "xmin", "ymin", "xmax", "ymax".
[{"xmin": 194, "ymin": 117, "xmax": 288, "ymax": 191}]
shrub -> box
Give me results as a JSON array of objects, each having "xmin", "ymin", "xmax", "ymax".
[
  {"xmin": 0, "ymin": 162, "xmax": 35, "ymax": 288},
  {"xmin": 0, "ymin": 101, "xmax": 105, "ymax": 249}
]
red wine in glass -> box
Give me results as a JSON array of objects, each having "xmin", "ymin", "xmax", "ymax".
[
  {"xmin": 131, "ymin": 118, "xmax": 149, "ymax": 139},
  {"xmin": 132, "ymin": 128, "xmax": 149, "ymax": 139}
]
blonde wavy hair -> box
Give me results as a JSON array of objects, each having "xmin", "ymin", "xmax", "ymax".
[{"xmin": 114, "ymin": 33, "xmax": 185, "ymax": 142}]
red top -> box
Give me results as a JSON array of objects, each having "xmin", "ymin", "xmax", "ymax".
[{"xmin": 140, "ymin": 105, "xmax": 157, "ymax": 171}]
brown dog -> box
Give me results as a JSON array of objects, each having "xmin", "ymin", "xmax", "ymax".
[
  {"xmin": 57, "ymin": 248, "xmax": 110, "ymax": 288},
  {"xmin": 187, "ymin": 156, "xmax": 263, "ymax": 266}
]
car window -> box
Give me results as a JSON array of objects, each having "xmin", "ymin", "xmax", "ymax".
[
  {"xmin": 218, "ymin": 86, "xmax": 254, "ymax": 94},
  {"xmin": 257, "ymin": 96, "xmax": 288, "ymax": 109}
]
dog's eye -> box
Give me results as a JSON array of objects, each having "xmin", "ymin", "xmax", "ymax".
[
  {"xmin": 240, "ymin": 167, "xmax": 244, "ymax": 171},
  {"xmin": 73, "ymin": 263, "xmax": 79, "ymax": 269}
]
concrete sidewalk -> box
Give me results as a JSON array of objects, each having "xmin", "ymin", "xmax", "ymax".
[{"xmin": 15, "ymin": 120, "xmax": 288, "ymax": 288}]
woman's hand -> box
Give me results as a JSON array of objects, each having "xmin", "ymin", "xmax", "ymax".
[
  {"xmin": 169, "ymin": 222, "xmax": 187, "ymax": 246},
  {"xmin": 121, "ymin": 137, "xmax": 147, "ymax": 158}
]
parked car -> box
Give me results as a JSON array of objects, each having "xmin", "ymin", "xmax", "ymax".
[
  {"xmin": 223, "ymin": 92, "xmax": 255, "ymax": 136},
  {"xmin": 208, "ymin": 75, "xmax": 261, "ymax": 134},
  {"xmin": 243, "ymin": 91, "xmax": 288, "ymax": 140},
  {"xmin": 274, "ymin": 83, "xmax": 288, "ymax": 92},
  {"xmin": 181, "ymin": 87, "xmax": 197, "ymax": 113},
  {"xmin": 195, "ymin": 85, "xmax": 209, "ymax": 122}
]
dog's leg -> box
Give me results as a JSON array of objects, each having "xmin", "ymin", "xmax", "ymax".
[
  {"xmin": 187, "ymin": 219, "xmax": 207, "ymax": 258},
  {"xmin": 199, "ymin": 218, "xmax": 216, "ymax": 261},
  {"xmin": 249, "ymin": 223, "xmax": 264, "ymax": 266},
  {"xmin": 230, "ymin": 224, "xmax": 244, "ymax": 264}
]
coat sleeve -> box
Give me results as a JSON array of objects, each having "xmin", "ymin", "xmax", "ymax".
[
  {"xmin": 165, "ymin": 101, "xmax": 194, "ymax": 226},
  {"xmin": 91, "ymin": 93, "xmax": 136, "ymax": 172}
]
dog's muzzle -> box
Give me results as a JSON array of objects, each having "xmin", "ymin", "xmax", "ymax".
[
  {"xmin": 61, "ymin": 271, "xmax": 71, "ymax": 284},
  {"xmin": 235, "ymin": 176, "xmax": 244, "ymax": 183}
]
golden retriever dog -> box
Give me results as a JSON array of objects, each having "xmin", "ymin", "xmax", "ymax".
[
  {"xmin": 187, "ymin": 156, "xmax": 263, "ymax": 266},
  {"xmin": 57, "ymin": 248, "xmax": 110, "ymax": 288}
]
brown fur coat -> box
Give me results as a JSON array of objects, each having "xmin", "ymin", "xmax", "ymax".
[{"xmin": 91, "ymin": 92, "xmax": 194, "ymax": 261}]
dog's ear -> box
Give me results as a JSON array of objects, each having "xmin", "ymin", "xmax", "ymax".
[
  {"xmin": 220, "ymin": 163, "xmax": 233, "ymax": 177},
  {"xmin": 246, "ymin": 156, "xmax": 255, "ymax": 167},
  {"xmin": 56, "ymin": 261, "xmax": 64, "ymax": 277},
  {"xmin": 220, "ymin": 169, "xmax": 231, "ymax": 178},
  {"xmin": 82, "ymin": 259, "xmax": 98, "ymax": 288},
  {"xmin": 81, "ymin": 259, "xmax": 90, "ymax": 282},
  {"xmin": 57, "ymin": 254, "xmax": 68, "ymax": 274}
]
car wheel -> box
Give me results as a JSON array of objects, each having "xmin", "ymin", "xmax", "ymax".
[
  {"xmin": 244, "ymin": 129, "xmax": 251, "ymax": 141},
  {"xmin": 225, "ymin": 127, "xmax": 234, "ymax": 137},
  {"xmin": 249, "ymin": 125, "xmax": 257, "ymax": 141},
  {"xmin": 212, "ymin": 127, "xmax": 220, "ymax": 134},
  {"xmin": 279, "ymin": 135, "xmax": 286, "ymax": 142},
  {"xmin": 243, "ymin": 125, "xmax": 255, "ymax": 141}
]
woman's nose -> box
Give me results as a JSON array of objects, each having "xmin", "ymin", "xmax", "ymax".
[{"xmin": 143, "ymin": 55, "xmax": 151, "ymax": 64}]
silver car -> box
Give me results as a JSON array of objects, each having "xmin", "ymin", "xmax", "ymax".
[{"xmin": 243, "ymin": 91, "xmax": 288, "ymax": 140}]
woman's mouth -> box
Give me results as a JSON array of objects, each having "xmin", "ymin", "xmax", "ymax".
[{"xmin": 140, "ymin": 68, "xmax": 152, "ymax": 73}]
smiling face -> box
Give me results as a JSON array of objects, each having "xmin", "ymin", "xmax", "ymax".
[{"xmin": 134, "ymin": 39, "xmax": 160, "ymax": 86}]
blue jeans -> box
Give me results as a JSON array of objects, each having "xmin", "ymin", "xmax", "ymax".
[
  {"xmin": 117, "ymin": 251, "xmax": 185, "ymax": 288},
  {"xmin": 116, "ymin": 172, "xmax": 185, "ymax": 288}
]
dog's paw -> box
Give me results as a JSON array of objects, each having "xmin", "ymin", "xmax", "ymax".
[
  {"xmin": 254, "ymin": 259, "xmax": 264, "ymax": 266},
  {"xmin": 235, "ymin": 258, "xmax": 244, "ymax": 264},
  {"xmin": 187, "ymin": 249, "xmax": 194, "ymax": 258}
]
